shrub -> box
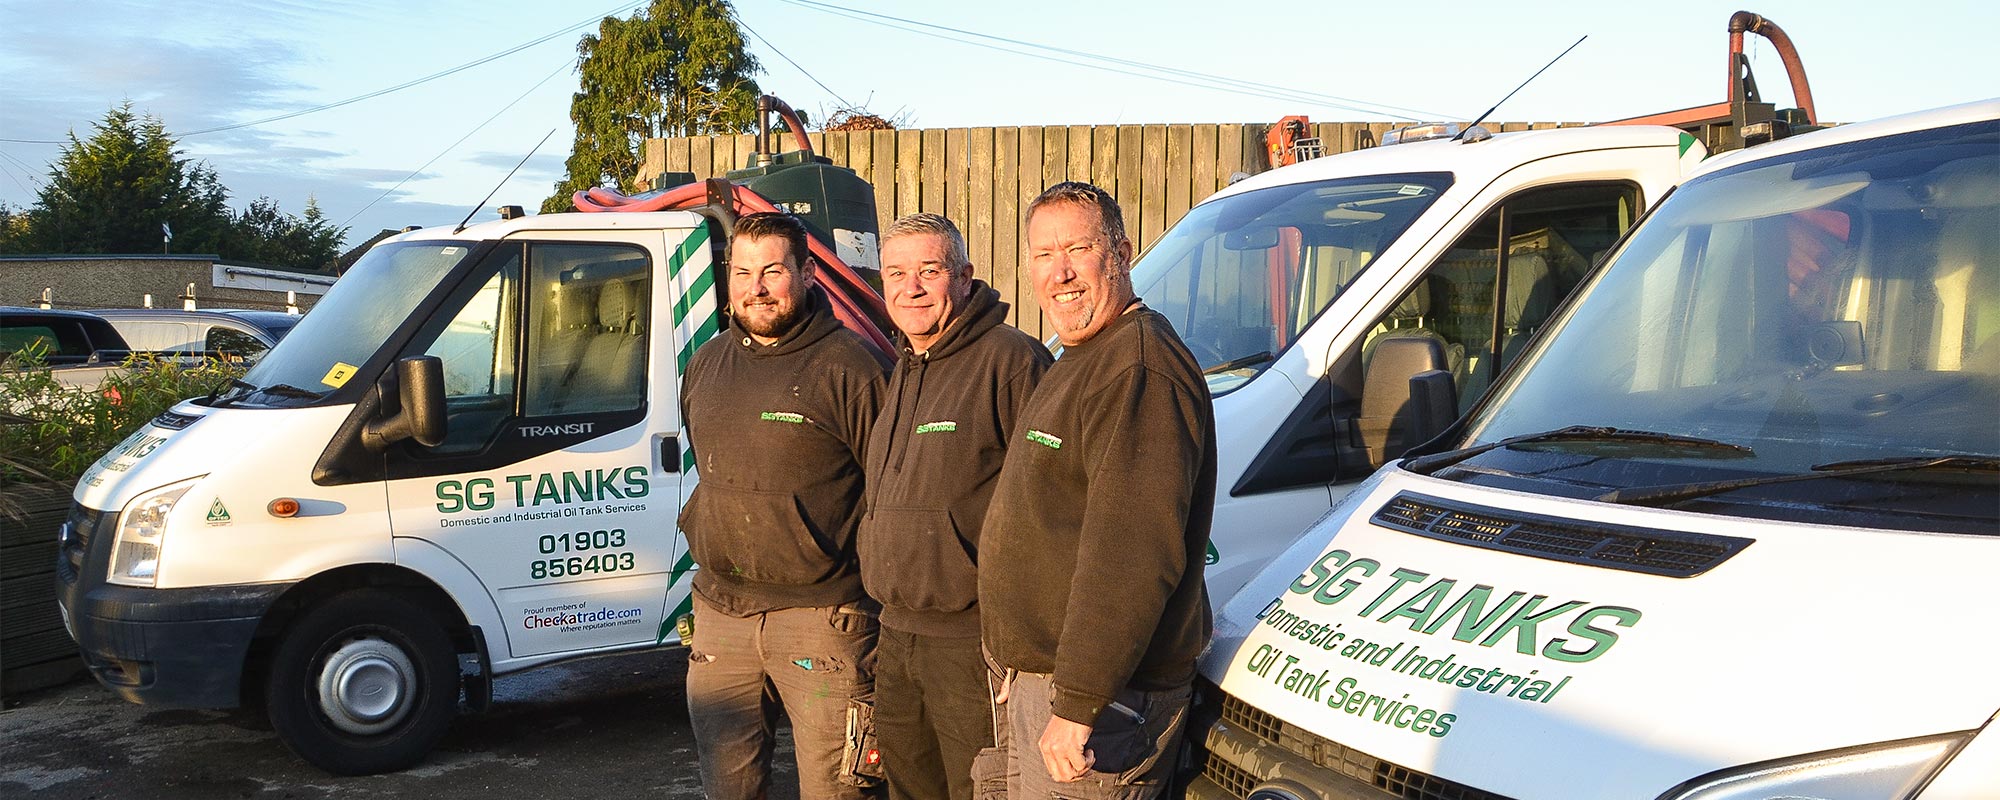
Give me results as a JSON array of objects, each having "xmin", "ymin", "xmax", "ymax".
[{"xmin": 1, "ymin": 345, "xmax": 241, "ymax": 490}]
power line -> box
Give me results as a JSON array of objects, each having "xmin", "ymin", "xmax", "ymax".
[
  {"xmin": 0, "ymin": 1, "xmax": 645, "ymax": 145},
  {"xmin": 738, "ymin": 16, "xmax": 853, "ymax": 109},
  {"xmin": 339, "ymin": 57, "xmax": 575, "ymax": 230},
  {"xmin": 769, "ymin": 0, "xmax": 1454, "ymax": 121},
  {"xmin": 0, "ymin": 153, "xmax": 37, "ymax": 197}
]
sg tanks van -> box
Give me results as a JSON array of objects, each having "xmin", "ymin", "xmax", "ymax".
[{"xmin": 1188, "ymin": 99, "xmax": 2000, "ymax": 799}]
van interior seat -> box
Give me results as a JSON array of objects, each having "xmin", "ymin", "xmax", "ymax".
[
  {"xmin": 1361, "ymin": 281, "xmax": 1465, "ymax": 386},
  {"xmin": 1498, "ymin": 251, "xmax": 1557, "ymax": 368},
  {"xmin": 563, "ymin": 278, "xmax": 646, "ymax": 412}
]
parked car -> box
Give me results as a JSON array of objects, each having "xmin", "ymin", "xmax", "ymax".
[
  {"xmin": 90, "ymin": 308, "xmax": 300, "ymax": 363},
  {"xmin": 0, "ymin": 307, "xmax": 134, "ymax": 389}
]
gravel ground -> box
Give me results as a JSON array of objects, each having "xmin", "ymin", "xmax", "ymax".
[{"xmin": 0, "ymin": 648, "xmax": 801, "ymax": 799}]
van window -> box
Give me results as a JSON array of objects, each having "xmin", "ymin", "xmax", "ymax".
[
  {"xmin": 1131, "ymin": 173, "xmax": 1452, "ymax": 394},
  {"xmin": 239, "ymin": 241, "xmax": 476, "ymax": 403},
  {"xmin": 0, "ymin": 319, "xmax": 95, "ymax": 362},
  {"xmin": 206, "ymin": 327, "xmax": 268, "ymax": 359},
  {"xmin": 1362, "ymin": 182, "xmax": 1641, "ymax": 413},
  {"xmin": 422, "ymin": 252, "xmax": 522, "ymax": 453},
  {"xmin": 521, "ymin": 244, "xmax": 650, "ymax": 416}
]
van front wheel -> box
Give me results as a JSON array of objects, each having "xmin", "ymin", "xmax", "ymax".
[{"xmin": 265, "ymin": 591, "xmax": 459, "ymax": 775}]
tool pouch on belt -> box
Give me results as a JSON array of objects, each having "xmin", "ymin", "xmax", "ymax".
[{"xmin": 841, "ymin": 698, "xmax": 885, "ymax": 787}]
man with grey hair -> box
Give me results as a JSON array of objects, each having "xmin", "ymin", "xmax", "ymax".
[
  {"xmin": 859, "ymin": 213, "xmax": 1051, "ymax": 799},
  {"xmin": 977, "ymin": 182, "xmax": 1215, "ymax": 798}
]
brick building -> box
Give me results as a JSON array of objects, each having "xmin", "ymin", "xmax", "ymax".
[{"xmin": 0, "ymin": 254, "xmax": 333, "ymax": 312}]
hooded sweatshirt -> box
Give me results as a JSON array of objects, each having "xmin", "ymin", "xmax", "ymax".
[
  {"xmin": 678, "ymin": 287, "xmax": 891, "ymax": 616},
  {"xmin": 858, "ymin": 280, "xmax": 1052, "ymax": 637},
  {"xmin": 978, "ymin": 306, "xmax": 1217, "ymax": 725}
]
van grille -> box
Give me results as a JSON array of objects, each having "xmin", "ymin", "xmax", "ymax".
[
  {"xmin": 58, "ymin": 504, "xmax": 103, "ymax": 584},
  {"xmin": 1372, "ymin": 492, "xmax": 1752, "ymax": 578},
  {"xmin": 1207, "ymin": 694, "xmax": 1510, "ymax": 800}
]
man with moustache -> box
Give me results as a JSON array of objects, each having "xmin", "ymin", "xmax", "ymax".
[
  {"xmin": 858, "ymin": 214, "xmax": 1051, "ymax": 800},
  {"xmin": 678, "ymin": 212, "xmax": 891, "ymax": 799},
  {"xmin": 976, "ymin": 183, "xmax": 1216, "ymax": 798}
]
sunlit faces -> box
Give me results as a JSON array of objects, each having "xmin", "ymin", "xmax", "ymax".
[
  {"xmin": 728, "ymin": 234, "xmax": 814, "ymax": 344},
  {"xmin": 881, "ymin": 232, "xmax": 971, "ymax": 353},
  {"xmin": 1026, "ymin": 201, "xmax": 1135, "ymax": 346}
]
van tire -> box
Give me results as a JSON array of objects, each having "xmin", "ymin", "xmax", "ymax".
[{"xmin": 264, "ymin": 591, "xmax": 459, "ymax": 775}]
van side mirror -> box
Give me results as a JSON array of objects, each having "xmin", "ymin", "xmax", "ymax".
[
  {"xmin": 364, "ymin": 356, "xmax": 447, "ymax": 450},
  {"xmin": 1405, "ymin": 369, "xmax": 1458, "ymax": 453}
]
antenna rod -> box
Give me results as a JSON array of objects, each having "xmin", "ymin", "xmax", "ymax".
[
  {"xmin": 456, "ymin": 127, "xmax": 557, "ymax": 233},
  {"xmin": 1458, "ymin": 35, "xmax": 1587, "ymax": 139}
]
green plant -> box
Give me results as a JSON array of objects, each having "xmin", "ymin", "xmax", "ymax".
[{"xmin": 1, "ymin": 345, "xmax": 241, "ymax": 491}]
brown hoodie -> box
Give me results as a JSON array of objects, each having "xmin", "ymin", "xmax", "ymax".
[
  {"xmin": 859, "ymin": 280, "xmax": 1052, "ymax": 637},
  {"xmin": 678, "ymin": 287, "xmax": 891, "ymax": 616}
]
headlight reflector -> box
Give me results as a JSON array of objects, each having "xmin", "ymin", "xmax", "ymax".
[{"xmin": 107, "ymin": 480, "xmax": 196, "ymax": 587}]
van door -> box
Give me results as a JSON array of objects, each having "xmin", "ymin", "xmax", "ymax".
[{"xmin": 384, "ymin": 232, "xmax": 684, "ymax": 659}]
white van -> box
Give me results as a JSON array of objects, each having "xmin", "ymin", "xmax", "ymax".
[
  {"xmin": 58, "ymin": 212, "xmax": 739, "ymax": 774},
  {"xmin": 56, "ymin": 122, "xmax": 1707, "ymax": 776},
  {"xmin": 1188, "ymin": 100, "xmax": 2000, "ymax": 799},
  {"xmin": 1127, "ymin": 123, "xmax": 1706, "ymax": 602}
]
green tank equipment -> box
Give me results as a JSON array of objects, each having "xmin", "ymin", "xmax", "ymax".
[{"xmin": 727, "ymin": 150, "xmax": 881, "ymax": 289}]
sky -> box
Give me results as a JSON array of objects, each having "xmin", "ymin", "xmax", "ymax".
[{"xmin": 1, "ymin": 0, "xmax": 1995, "ymax": 251}]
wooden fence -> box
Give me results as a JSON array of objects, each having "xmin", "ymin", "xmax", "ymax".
[{"xmin": 640, "ymin": 121, "xmax": 1583, "ymax": 339}]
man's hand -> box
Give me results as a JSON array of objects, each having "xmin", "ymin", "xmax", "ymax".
[{"xmin": 1038, "ymin": 716, "xmax": 1096, "ymax": 782}]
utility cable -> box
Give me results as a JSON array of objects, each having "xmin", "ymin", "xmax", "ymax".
[
  {"xmin": 0, "ymin": 155, "xmax": 36, "ymax": 197},
  {"xmin": 339, "ymin": 58, "xmax": 573, "ymax": 230},
  {"xmin": 778, "ymin": 0, "xmax": 1417, "ymax": 120},
  {"xmin": 738, "ymin": 16, "xmax": 853, "ymax": 109},
  {"xmin": 0, "ymin": 0, "xmax": 645, "ymax": 145},
  {"xmin": 770, "ymin": 0, "xmax": 1453, "ymax": 121}
]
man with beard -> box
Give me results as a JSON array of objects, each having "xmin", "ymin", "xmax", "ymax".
[
  {"xmin": 678, "ymin": 212, "xmax": 891, "ymax": 799},
  {"xmin": 976, "ymin": 183, "xmax": 1216, "ymax": 798},
  {"xmin": 858, "ymin": 214, "xmax": 1050, "ymax": 799}
]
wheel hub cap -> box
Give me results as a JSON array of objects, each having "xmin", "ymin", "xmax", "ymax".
[{"xmin": 315, "ymin": 636, "xmax": 418, "ymax": 735}]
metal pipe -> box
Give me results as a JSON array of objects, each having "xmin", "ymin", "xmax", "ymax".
[
  {"xmin": 1728, "ymin": 11, "xmax": 1818, "ymax": 125},
  {"xmin": 758, "ymin": 94, "xmax": 815, "ymax": 157}
]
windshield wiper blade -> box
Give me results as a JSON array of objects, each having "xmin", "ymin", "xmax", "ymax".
[
  {"xmin": 1203, "ymin": 351, "xmax": 1274, "ymax": 376},
  {"xmin": 256, "ymin": 383, "xmax": 326, "ymax": 400},
  {"xmin": 209, "ymin": 377, "xmax": 260, "ymax": 407},
  {"xmin": 1596, "ymin": 455, "xmax": 2000, "ymax": 507},
  {"xmin": 1403, "ymin": 426, "xmax": 1753, "ymax": 476}
]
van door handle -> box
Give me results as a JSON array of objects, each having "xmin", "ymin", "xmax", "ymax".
[{"xmin": 658, "ymin": 433, "xmax": 681, "ymax": 473}]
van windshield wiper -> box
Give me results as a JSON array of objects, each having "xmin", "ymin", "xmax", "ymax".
[
  {"xmin": 255, "ymin": 382, "xmax": 327, "ymax": 400},
  {"xmin": 1402, "ymin": 426, "xmax": 1754, "ymax": 476},
  {"xmin": 209, "ymin": 378, "xmax": 261, "ymax": 407},
  {"xmin": 1596, "ymin": 454, "xmax": 2000, "ymax": 507},
  {"xmin": 213, "ymin": 378, "xmax": 323, "ymax": 406},
  {"xmin": 1203, "ymin": 351, "xmax": 1274, "ymax": 375}
]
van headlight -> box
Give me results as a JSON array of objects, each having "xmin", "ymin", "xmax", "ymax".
[
  {"xmin": 107, "ymin": 479, "xmax": 198, "ymax": 587},
  {"xmin": 1661, "ymin": 732, "xmax": 1970, "ymax": 800}
]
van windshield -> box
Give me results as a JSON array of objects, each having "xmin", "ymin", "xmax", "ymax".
[
  {"xmin": 1459, "ymin": 120, "xmax": 1999, "ymax": 530},
  {"xmin": 233, "ymin": 241, "xmax": 477, "ymax": 405},
  {"xmin": 1129, "ymin": 173, "xmax": 1451, "ymax": 394}
]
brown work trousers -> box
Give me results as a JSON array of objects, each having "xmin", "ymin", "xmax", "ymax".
[
  {"xmin": 686, "ymin": 593, "xmax": 881, "ymax": 800},
  {"xmin": 971, "ymin": 667, "xmax": 1192, "ymax": 799}
]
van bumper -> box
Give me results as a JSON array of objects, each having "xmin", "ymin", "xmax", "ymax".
[{"xmin": 58, "ymin": 580, "xmax": 291, "ymax": 709}]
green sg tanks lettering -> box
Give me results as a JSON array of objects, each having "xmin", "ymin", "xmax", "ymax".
[
  {"xmin": 434, "ymin": 466, "xmax": 650, "ymax": 513},
  {"xmin": 1287, "ymin": 549, "xmax": 1642, "ymax": 664}
]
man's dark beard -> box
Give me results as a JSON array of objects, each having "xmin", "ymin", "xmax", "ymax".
[{"xmin": 738, "ymin": 301, "xmax": 805, "ymax": 340}]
